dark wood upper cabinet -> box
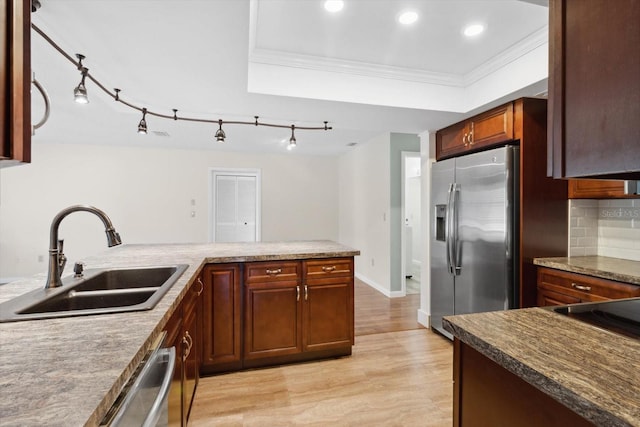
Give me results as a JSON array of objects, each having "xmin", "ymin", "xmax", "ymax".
[
  {"xmin": 568, "ymin": 179, "xmax": 639, "ymax": 199},
  {"xmin": 1, "ymin": 0, "xmax": 31, "ymax": 166},
  {"xmin": 548, "ymin": 0, "xmax": 640, "ymax": 179},
  {"xmin": 436, "ymin": 103, "xmax": 514, "ymax": 161}
]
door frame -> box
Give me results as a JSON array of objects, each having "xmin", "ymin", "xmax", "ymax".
[
  {"xmin": 208, "ymin": 168, "xmax": 262, "ymax": 243},
  {"xmin": 401, "ymin": 151, "xmax": 421, "ymax": 296}
]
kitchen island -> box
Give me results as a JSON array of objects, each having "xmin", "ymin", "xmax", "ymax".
[
  {"xmin": 0, "ymin": 241, "xmax": 359, "ymax": 427},
  {"xmin": 443, "ymin": 305, "xmax": 640, "ymax": 426}
]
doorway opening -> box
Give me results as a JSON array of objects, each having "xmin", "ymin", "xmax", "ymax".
[
  {"xmin": 401, "ymin": 152, "xmax": 421, "ymax": 295},
  {"xmin": 209, "ymin": 168, "xmax": 261, "ymax": 243}
]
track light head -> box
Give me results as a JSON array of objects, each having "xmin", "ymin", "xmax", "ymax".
[
  {"xmin": 73, "ymin": 67, "xmax": 89, "ymax": 104},
  {"xmin": 215, "ymin": 120, "xmax": 226, "ymax": 142},
  {"xmin": 137, "ymin": 108, "xmax": 148, "ymax": 134},
  {"xmin": 288, "ymin": 125, "xmax": 297, "ymax": 150}
]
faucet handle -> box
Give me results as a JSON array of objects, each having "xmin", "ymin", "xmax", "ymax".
[
  {"xmin": 58, "ymin": 239, "xmax": 67, "ymax": 272},
  {"xmin": 73, "ymin": 262, "xmax": 85, "ymax": 278}
]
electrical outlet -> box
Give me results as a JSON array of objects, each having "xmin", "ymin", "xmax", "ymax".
[{"xmin": 190, "ymin": 211, "xmax": 196, "ymax": 218}]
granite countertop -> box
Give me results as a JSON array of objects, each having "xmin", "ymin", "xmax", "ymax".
[
  {"xmin": 0, "ymin": 241, "xmax": 359, "ymax": 427},
  {"xmin": 443, "ymin": 307, "xmax": 640, "ymax": 426},
  {"xmin": 534, "ymin": 256, "xmax": 640, "ymax": 285}
]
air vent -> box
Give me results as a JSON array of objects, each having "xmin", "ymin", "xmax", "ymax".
[{"xmin": 151, "ymin": 131, "xmax": 170, "ymax": 137}]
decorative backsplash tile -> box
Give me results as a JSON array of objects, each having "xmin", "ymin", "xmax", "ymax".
[{"xmin": 569, "ymin": 199, "xmax": 640, "ymax": 261}]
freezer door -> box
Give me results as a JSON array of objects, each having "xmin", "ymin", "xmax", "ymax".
[
  {"xmin": 453, "ymin": 146, "xmax": 518, "ymax": 316},
  {"xmin": 430, "ymin": 157, "xmax": 455, "ymax": 337}
]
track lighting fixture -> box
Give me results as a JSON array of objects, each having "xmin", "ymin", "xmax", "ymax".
[
  {"xmin": 287, "ymin": 125, "xmax": 297, "ymax": 150},
  {"xmin": 31, "ymin": 24, "xmax": 332, "ymax": 149},
  {"xmin": 137, "ymin": 108, "xmax": 148, "ymax": 134},
  {"xmin": 73, "ymin": 54, "xmax": 89, "ymax": 104},
  {"xmin": 215, "ymin": 120, "xmax": 226, "ymax": 142}
]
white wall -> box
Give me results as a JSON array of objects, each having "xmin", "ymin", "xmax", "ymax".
[
  {"xmin": 418, "ymin": 131, "xmax": 436, "ymax": 327},
  {"xmin": 0, "ymin": 142, "xmax": 339, "ymax": 279},
  {"xmin": 338, "ymin": 133, "xmax": 391, "ymax": 294}
]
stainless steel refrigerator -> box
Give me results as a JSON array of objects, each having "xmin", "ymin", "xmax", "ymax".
[{"xmin": 430, "ymin": 145, "xmax": 519, "ymax": 339}]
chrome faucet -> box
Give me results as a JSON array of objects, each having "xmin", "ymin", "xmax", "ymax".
[{"xmin": 45, "ymin": 205, "xmax": 122, "ymax": 289}]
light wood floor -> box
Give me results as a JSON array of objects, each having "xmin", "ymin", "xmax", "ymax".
[{"xmin": 190, "ymin": 279, "xmax": 454, "ymax": 426}]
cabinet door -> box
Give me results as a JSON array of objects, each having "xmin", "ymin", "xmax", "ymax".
[
  {"xmin": 1, "ymin": 0, "xmax": 31, "ymax": 164},
  {"xmin": 201, "ymin": 264, "xmax": 241, "ymax": 371},
  {"xmin": 165, "ymin": 310, "xmax": 183, "ymax": 427},
  {"xmin": 468, "ymin": 103, "xmax": 513, "ymax": 149},
  {"xmin": 568, "ymin": 180, "xmax": 637, "ymax": 199},
  {"xmin": 244, "ymin": 280, "xmax": 302, "ymax": 359},
  {"xmin": 182, "ymin": 295, "xmax": 199, "ymax": 426},
  {"xmin": 436, "ymin": 122, "xmax": 467, "ymax": 160},
  {"xmin": 537, "ymin": 288, "xmax": 580, "ymax": 307},
  {"xmin": 548, "ymin": 0, "xmax": 640, "ymax": 178},
  {"xmin": 303, "ymin": 258, "xmax": 354, "ymax": 351}
]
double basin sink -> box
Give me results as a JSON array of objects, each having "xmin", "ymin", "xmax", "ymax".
[{"xmin": 0, "ymin": 264, "xmax": 188, "ymax": 322}]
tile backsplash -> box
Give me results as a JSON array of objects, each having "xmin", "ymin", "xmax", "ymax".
[{"xmin": 569, "ymin": 199, "xmax": 640, "ymax": 261}]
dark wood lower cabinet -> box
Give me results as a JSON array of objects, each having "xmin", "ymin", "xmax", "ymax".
[
  {"xmin": 199, "ymin": 258, "xmax": 354, "ymax": 372},
  {"xmin": 166, "ymin": 279, "xmax": 201, "ymax": 427},
  {"xmin": 200, "ymin": 264, "xmax": 242, "ymax": 374},
  {"xmin": 453, "ymin": 339, "xmax": 593, "ymax": 427},
  {"xmin": 244, "ymin": 279, "xmax": 302, "ymax": 360},
  {"xmin": 303, "ymin": 259, "xmax": 354, "ymax": 352},
  {"xmin": 537, "ymin": 267, "xmax": 640, "ymax": 306}
]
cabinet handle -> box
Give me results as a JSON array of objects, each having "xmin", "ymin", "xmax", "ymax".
[
  {"xmin": 196, "ymin": 277, "xmax": 204, "ymax": 296},
  {"xmin": 321, "ymin": 266, "xmax": 336, "ymax": 272},
  {"xmin": 295, "ymin": 285, "xmax": 300, "ymax": 301},
  {"xmin": 571, "ymin": 283, "xmax": 591, "ymax": 292},
  {"xmin": 266, "ymin": 268, "xmax": 282, "ymax": 276},
  {"xmin": 468, "ymin": 123, "xmax": 474, "ymax": 145},
  {"xmin": 304, "ymin": 285, "xmax": 308, "ymax": 301},
  {"xmin": 182, "ymin": 331, "xmax": 193, "ymax": 361},
  {"xmin": 463, "ymin": 133, "xmax": 468, "ymax": 146}
]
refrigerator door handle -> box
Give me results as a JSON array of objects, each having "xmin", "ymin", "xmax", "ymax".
[
  {"xmin": 452, "ymin": 183, "xmax": 461, "ymax": 275},
  {"xmin": 445, "ymin": 183, "xmax": 455, "ymax": 275}
]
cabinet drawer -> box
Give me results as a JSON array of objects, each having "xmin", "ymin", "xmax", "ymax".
[
  {"xmin": 537, "ymin": 267, "xmax": 640, "ymax": 300},
  {"xmin": 304, "ymin": 258, "xmax": 353, "ymax": 279},
  {"xmin": 245, "ymin": 261, "xmax": 301, "ymax": 283}
]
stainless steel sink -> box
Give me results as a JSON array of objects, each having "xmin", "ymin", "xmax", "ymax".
[{"xmin": 0, "ymin": 264, "xmax": 188, "ymax": 322}]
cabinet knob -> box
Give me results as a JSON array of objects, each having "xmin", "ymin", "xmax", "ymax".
[{"xmin": 571, "ymin": 283, "xmax": 591, "ymax": 292}]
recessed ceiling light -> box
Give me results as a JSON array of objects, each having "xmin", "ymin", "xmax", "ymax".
[
  {"xmin": 324, "ymin": 0, "xmax": 344, "ymax": 13},
  {"xmin": 398, "ymin": 11, "xmax": 419, "ymax": 25},
  {"xmin": 463, "ymin": 24, "xmax": 485, "ymax": 37}
]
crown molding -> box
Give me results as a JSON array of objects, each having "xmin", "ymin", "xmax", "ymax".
[
  {"xmin": 463, "ymin": 26, "xmax": 548, "ymax": 86},
  {"xmin": 249, "ymin": 49, "xmax": 463, "ymax": 87}
]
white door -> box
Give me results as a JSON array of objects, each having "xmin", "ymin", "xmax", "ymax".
[{"xmin": 210, "ymin": 169, "xmax": 261, "ymax": 242}]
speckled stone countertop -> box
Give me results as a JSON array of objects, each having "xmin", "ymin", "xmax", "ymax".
[
  {"xmin": 0, "ymin": 241, "xmax": 359, "ymax": 427},
  {"xmin": 534, "ymin": 256, "xmax": 640, "ymax": 285},
  {"xmin": 443, "ymin": 306, "xmax": 640, "ymax": 426}
]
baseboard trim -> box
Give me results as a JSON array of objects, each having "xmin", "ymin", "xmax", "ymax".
[
  {"xmin": 418, "ymin": 309, "xmax": 430, "ymax": 328},
  {"xmin": 355, "ymin": 273, "xmax": 406, "ymax": 298}
]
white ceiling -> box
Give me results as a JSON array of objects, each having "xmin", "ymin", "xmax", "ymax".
[{"xmin": 30, "ymin": 0, "xmax": 549, "ymax": 156}]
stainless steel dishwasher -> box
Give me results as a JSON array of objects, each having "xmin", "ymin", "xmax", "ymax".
[{"xmin": 101, "ymin": 332, "xmax": 176, "ymax": 427}]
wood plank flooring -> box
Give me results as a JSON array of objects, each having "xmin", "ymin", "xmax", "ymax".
[{"xmin": 190, "ymin": 279, "xmax": 454, "ymax": 426}]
